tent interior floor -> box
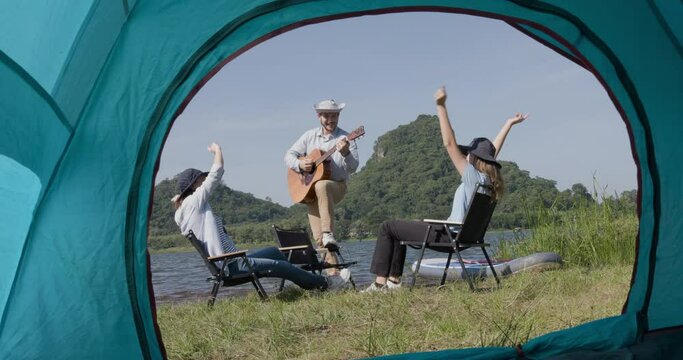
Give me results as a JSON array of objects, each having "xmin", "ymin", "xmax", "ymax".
[{"xmin": 547, "ymin": 329, "xmax": 683, "ymax": 359}]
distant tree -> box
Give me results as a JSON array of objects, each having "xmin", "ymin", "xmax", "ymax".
[{"xmin": 571, "ymin": 183, "xmax": 594, "ymax": 203}]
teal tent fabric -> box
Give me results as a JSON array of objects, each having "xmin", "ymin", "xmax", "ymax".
[
  {"xmin": 0, "ymin": 1, "xmax": 680, "ymax": 358},
  {"xmin": 0, "ymin": 155, "xmax": 41, "ymax": 322}
]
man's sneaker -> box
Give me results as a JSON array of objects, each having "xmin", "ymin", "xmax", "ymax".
[
  {"xmin": 325, "ymin": 268, "xmax": 350, "ymax": 291},
  {"xmin": 322, "ymin": 232, "xmax": 339, "ymax": 250}
]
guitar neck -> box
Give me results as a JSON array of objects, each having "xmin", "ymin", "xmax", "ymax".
[
  {"xmin": 313, "ymin": 126, "xmax": 364, "ymax": 166},
  {"xmin": 315, "ymin": 146, "xmax": 338, "ymax": 166}
]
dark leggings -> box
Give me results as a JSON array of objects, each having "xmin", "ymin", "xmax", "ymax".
[{"xmin": 369, "ymin": 220, "xmax": 449, "ymax": 278}]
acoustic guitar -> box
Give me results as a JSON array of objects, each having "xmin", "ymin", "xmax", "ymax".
[{"xmin": 287, "ymin": 126, "xmax": 365, "ymax": 203}]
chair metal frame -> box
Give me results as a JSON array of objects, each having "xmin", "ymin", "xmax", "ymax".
[
  {"xmin": 401, "ymin": 183, "xmax": 501, "ymax": 291},
  {"xmin": 271, "ymin": 225, "xmax": 357, "ymax": 290},
  {"xmin": 185, "ymin": 230, "xmax": 271, "ymax": 306}
]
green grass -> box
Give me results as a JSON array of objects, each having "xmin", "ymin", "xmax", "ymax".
[
  {"xmin": 157, "ymin": 265, "xmax": 632, "ymax": 359},
  {"xmin": 497, "ymin": 200, "xmax": 637, "ymax": 267},
  {"xmin": 156, "ymin": 198, "xmax": 639, "ymax": 359}
]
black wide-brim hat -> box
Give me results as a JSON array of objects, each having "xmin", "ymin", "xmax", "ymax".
[
  {"xmin": 458, "ymin": 137, "xmax": 502, "ymax": 169},
  {"xmin": 177, "ymin": 168, "xmax": 208, "ymax": 195}
]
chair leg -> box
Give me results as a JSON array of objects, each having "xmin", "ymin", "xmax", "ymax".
[
  {"xmin": 443, "ymin": 223, "xmax": 476, "ymax": 291},
  {"xmin": 208, "ymin": 279, "xmax": 222, "ymax": 308},
  {"xmin": 441, "ymin": 252, "xmax": 454, "ymax": 286},
  {"xmin": 482, "ymin": 247, "xmax": 501, "ymax": 287},
  {"xmin": 251, "ymin": 280, "xmax": 268, "ymax": 300},
  {"xmin": 209, "ymin": 257, "xmax": 233, "ymax": 308},
  {"xmin": 454, "ymin": 246, "xmax": 476, "ymax": 291},
  {"xmin": 335, "ymin": 250, "xmax": 346, "ymax": 266},
  {"xmin": 279, "ymin": 250, "xmax": 294, "ymax": 292},
  {"xmin": 348, "ymin": 273, "xmax": 357, "ymax": 290},
  {"xmin": 243, "ymin": 257, "xmax": 268, "ymax": 300},
  {"xmin": 335, "ymin": 251, "xmax": 356, "ymax": 289},
  {"xmin": 411, "ymin": 225, "xmax": 432, "ymax": 290}
]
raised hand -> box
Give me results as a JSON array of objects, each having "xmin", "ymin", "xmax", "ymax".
[
  {"xmin": 507, "ymin": 113, "xmax": 529, "ymax": 125},
  {"xmin": 434, "ymin": 86, "xmax": 447, "ymax": 106},
  {"xmin": 207, "ymin": 142, "xmax": 224, "ymax": 166},
  {"xmin": 207, "ymin": 142, "xmax": 221, "ymax": 153}
]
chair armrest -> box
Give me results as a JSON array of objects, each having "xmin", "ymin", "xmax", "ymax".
[
  {"xmin": 207, "ymin": 250, "xmax": 248, "ymax": 262},
  {"xmin": 320, "ymin": 261, "xmax": 358, "ymax": 269},
  {"xmin": 427, "ymin": 242, "xmax": 491, "ymax": 248},
  {"xmin": 401, "ymin": 240, "xmax": 490, "ymax": 247},
  {"xmin": 422, "ymin": 218, "xmax": 463, "ymax": 226},
  {"xmin": 278, "ymin": 245, "xmax": 309, "ymax": 252}
]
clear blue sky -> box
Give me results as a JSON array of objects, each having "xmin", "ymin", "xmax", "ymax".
[{"xmin": 157, "ymin": 12, "xmax": 636, "ymax": 206}]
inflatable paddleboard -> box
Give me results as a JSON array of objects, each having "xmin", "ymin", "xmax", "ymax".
[{"xmin": 411, "ymin": 252, "xmax": 562, "ymax": 280}]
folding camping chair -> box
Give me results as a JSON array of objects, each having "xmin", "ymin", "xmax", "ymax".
[
  {"xmin": 401, "ymin": 183, "xmax": 501, "ymax": 291},
  {"xmin": 185, "ymin": 229, "xmax": 271, "ymax": 306},
  {"xmin": 271, "ymin": 225, "xmax": 357, "ymax": 290}
]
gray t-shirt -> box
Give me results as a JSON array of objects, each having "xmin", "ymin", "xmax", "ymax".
[{"xmin": 447, "ymin": 163, "xmax": 490, "ymax": 223}]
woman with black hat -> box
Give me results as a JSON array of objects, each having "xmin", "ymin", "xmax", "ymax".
[
  {"xmin": 173, "ymin": 143, "xmax": 350, "ymax": 291},
  {"xmin": 363, "ymin": 87, "xmax": 528, "ymax": 292}
]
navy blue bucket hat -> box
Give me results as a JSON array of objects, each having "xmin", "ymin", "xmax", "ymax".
[
  {"xmin": 458, "ymin": 137, "xmax": 501, "ymax": 169},
  {"xmin": 177, "ymin": 168, "xmax": 208, "ymax": 195}
]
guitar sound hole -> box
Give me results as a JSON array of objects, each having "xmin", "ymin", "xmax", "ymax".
[{"xmin": 304, "ymin": 174, "xmax": 314, "ymax": 185}]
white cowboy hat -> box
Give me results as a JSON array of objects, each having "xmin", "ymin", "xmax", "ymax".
[{"xmin": 313, "ymin": 99, "xmax": 345, "ymax": 113}]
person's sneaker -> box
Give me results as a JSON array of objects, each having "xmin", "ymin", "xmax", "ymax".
[
  {"xmin": 322, "ymin": 232, "xmax": 339, "ymax": 250},
  {"xmin": 386, "ymin": 280, "xmax": 402, "ymax": 290},
  {"xmin": 361, "ymin": 282, "xmax": 387, "ymax": 293},
  {"xmin": 325, "ymin": 268, "xmax": 350, "ymax": 291}
]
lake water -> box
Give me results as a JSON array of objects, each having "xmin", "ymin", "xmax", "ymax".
[{"xmin": 151, "ymin": 231, "xmax": 523, "ymax": 303}]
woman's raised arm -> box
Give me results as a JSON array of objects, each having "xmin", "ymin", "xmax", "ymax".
[
  {"xmin": 435, "ymin": 86, "xmax": 468, "ymax": 175},
  {"xmin": 492, "ymin": 113, "xmax": 529, "ymax": 159}
]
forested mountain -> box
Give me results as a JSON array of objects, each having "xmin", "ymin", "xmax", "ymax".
[{"xmin": 149, "ymin": 114, "xmax": 630, "ymax": 248}]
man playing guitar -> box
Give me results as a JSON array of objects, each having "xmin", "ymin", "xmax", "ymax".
[{"xmin": 284, "ymin": 99, "xmax": 359, "ymax": 270}]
